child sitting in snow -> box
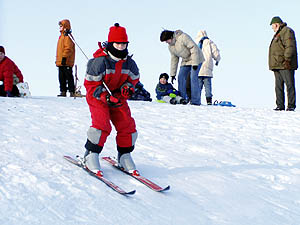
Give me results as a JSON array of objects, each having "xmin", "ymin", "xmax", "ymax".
[{"xmin": 155, "ymin": 73, "xmax": 188, "ymax": 105}]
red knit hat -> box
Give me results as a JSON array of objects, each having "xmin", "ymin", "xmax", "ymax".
[
  {"xmin": 0, "ymin": 46, "xmax": 5, "ymax": 54},
  {"xmin": 108, "ymin": 23, "xmax": 128, "ymax": 43}
]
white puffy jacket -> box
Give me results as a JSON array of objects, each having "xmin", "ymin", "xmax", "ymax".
[{"xmin": 195, "ymin": 30, "xmax": 221, "ymax": 77}]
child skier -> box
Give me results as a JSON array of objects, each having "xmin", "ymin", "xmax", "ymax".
[
  {"xmin": 83, "ymin": 23, "xmax": 140, "ymax": 176},
  {"xmin": 155, "ymin": 73, "xmax": 188, "ymax": 105}
]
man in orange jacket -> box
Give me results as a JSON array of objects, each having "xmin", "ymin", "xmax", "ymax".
[
  {"xmin": 56, "ymin": 19, "xmax": 75, "ymax": 97},
  {"xmin": 0, "ymin": 46, "xmax": 24, "ymax": 97}
]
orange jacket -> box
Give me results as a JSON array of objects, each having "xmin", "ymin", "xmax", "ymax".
[{"xmin": 56, "ymin": 19, "xmax": 75, "ymax": 67}]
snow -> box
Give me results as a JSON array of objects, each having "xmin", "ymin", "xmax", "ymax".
[{"xmin": 1, "ymin": 96, "xmax": 300, "ymax": 225}]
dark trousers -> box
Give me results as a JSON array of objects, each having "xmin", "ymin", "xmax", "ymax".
[
  {"xmin": 0, "ymin": 85, "xmax": 20, "ymax": 97},
  {"xmin": 58, "ymin": 66, "xmax": 75, "ymax": 92},
  {"xmin": 274, "ymin": 69, "xmax": 296, "ymax": 109}
]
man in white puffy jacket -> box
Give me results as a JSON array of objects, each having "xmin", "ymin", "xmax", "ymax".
[
  {"xmin": 195, "ymin": 30, "xmax": 221, "ymax": 105},
  {"xmin": 160, "ymin": 29, "xmax": 204, "ymax": 105}
]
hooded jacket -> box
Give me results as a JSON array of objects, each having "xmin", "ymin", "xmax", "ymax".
[
  {"xmin": 195, "ymin": 30, "xmax": 221, "ymax": 77},
  {"xmin": 168, "ymin": 30, "xmax": 204, "ymax": 77},
  {"xmin": 56, "ymin": 19, "xmax": 75, "ymax": 67},
  {"xmin": 0, "ymin": 56, "xmax": 23, "ymax": 91},
  {"xmin": 269, "ymin": 23, "xmax": 298, "ymax": 70}
]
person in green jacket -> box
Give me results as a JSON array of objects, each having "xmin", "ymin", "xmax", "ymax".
[{"xmin": 269, "ymin": 16, "xmax": 298, "ymax": 111}]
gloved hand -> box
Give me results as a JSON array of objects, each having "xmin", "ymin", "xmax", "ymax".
[
  {"xmin": 167, "ymin": 89, "xmax": 179, "ymax": 95},
  {"xmin": 192, "ymin": 65, "xmax": 198, "ymax": 70},
  {"xmin": 64, "ymin": 29, "xmax": 72, "ymax": 36},
  {"xmin": 61, "ymin": 57, "xmax": 67, "ymax": 66},
  {"xmin": 169, "ymin": 93, "xmax": 176, "ymax": 98},
  {"xmin": 6, "ymin": 91, "xmax": 14, "ymax": 97},
  {"xmin": 101, "ymin": 41, "xmax": 108, "ymax": 49},
  {"xmin": 171, "ymin": 76, "xmax": 176, "ymax": 84},
  {"xmin": 215, "ymin": 61, "xmax": 219, "ymax": 66},
  {"xmin": 106, "ymin": 94, "xmax": 122, "ymax": 107},
  {"xmin": 283, "ymin": 60, "xmax": 291, "ymax": 70},
  {"xmin": 121, "ymin": 84, "xmax": 135, "ymax": 99}
]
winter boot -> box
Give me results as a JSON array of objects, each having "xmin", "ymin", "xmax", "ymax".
[
  {"xmin": 118, "ymin": 153, "xmax": 137, "ymax": 173},
  {"xmin": 286, "ymin": 107, "xmax": 295, "ymax": 111},
  {"xmin": 180, "ymin": 99, "xmax": 188, "ymax": 105},
  {"xmin": 69, "ymin": 92, "xmax": 75, "ymax": 97},
  {"xmin": 274, "ymin": 107, "xmax": 285, "ymax": 111},
  {"xmin": 170, "ymin": 98, "xmax": 177, "ymax": 105},
  {"xmin": 57, "ymin": 91, "xmax": 66, "ymax": 97},
  {"xmin": 84, "ymin": 150, "xmax": 102, "ymax": 175},
  {"xmin": 206, "ymin": 97, "xmax": 212, "ymax": 105}
]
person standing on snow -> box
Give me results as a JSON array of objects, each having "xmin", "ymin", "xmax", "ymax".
[
  {"xmin": 83, "ymin": 23, "xmax": 140, "ymax": 176},
  {"xmin": 56, "ymin": 19, "xmax": 75, "ymax": 97},
  {"xmin": 160, "ymin": 29, "xmax": 204, "ymax": 105},
  {"xmin": 194, "ymin": 30, "xmax": 221, "ymax": 105},
  {"xmin": 0, "ymin": 46, "xmax": 24, "ymax": 97},
  {"xmin": 269, "ymin": 16, "xmax": 298, "ymax": 111}
]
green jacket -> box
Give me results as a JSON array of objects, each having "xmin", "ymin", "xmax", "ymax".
[{"xmin": 268, "ymin": 23, "xmax": 298, "ymax": 70}]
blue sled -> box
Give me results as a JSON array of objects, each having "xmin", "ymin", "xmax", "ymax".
[{"xmin": 213, "ymin": 100, "xmax": 236, "ymax": 107}]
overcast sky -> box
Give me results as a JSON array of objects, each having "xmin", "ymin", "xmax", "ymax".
[{"xmin": 1, "ymin": 0, "xmax": 299, "ymax": 107}]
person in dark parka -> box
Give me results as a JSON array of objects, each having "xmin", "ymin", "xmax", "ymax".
[{"xmin": 269, "ymin": 16, "xmax": 298, "ymax": 111}]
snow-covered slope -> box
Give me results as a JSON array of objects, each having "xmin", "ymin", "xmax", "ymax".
[{"xmin": 1, "ymin": 97, "xmax": 300, "ymax": 225}]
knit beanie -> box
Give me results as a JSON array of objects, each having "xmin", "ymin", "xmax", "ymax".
[
  {"xmin": 160, "ymin": 30, "xmax": 174, "ymax": 42},
  {"xmin": 108, "ymin": 23, "xmax": 128, "ymax": 43},
  {"xmin": 270, "ymin": 16, "xmax": 283, "ymax": 25},
  {"xmin": 0, "ymin": 46, "xmax": 5, "ymax": 54},
  {"xmin": 159, "ymin": 73, "xmax": 169, "ymax": 80}
]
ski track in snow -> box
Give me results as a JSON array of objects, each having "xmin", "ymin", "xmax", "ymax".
[{"xmin": 1, "ymin": 97, "xmax": 300, "ymax": 225}]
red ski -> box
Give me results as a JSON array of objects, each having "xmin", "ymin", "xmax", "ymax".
[
  {"xmin": 102, "ymin": 156, "xmax": 170, "ymax": 192},
  {"xmin": 63, "ymin": 155, "xmax": 135, "ymax": 196}
]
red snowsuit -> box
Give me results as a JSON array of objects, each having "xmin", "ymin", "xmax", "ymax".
[
  {"xmin": 84, "ymin": 47, "xmax": 139, "ymax": 148},
  {"xmin": 0, "ymin": 56, "xmax": 23, "ymax": 92}
]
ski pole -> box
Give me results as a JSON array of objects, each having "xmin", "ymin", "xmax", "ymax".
[
  {"xmin": 68, "ymin": 34, "xmax": 89, "ymax": 60},
  {"xmin": 68, "ymin": 34, "xmax": 112, "ymax": 95}
]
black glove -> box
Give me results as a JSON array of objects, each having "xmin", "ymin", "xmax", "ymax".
[
  {"xmin": 64, "ymin": 29, "xmax": 72, "ymax": 36},
  {"xmin": 171, "ymin": 76, "xmax": 176, "ymax": 84},
  {"xmin": 215, "ymin": 61, "xmax": 219, "ymax": 66},
  {"xmin": 101, "ymin": 41, "xmax": 108, "ymax": 49},
  {"xmin": 61, "ymin": 57, "xmax": 67, "ymax": 66},
  {"xmin": 106, "ymin": 94, "xmax": 122, "ymax": 108},
  {"xmin": 192, "ymin": 65, "xmax": 198, "ymax": 70}
]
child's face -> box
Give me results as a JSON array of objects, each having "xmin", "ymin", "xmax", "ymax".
[
  {"xmin": 113, "ymin": 43, "xmax": 127, "ymax": 50},
  {"xmin": 159, "ymin": 77, "xmax": 167, "ymax": 84},
  {"xmin": 59, "ymin": 24, "xmax": 64, "ymax": 32},
  {"xmin": 0, "ymin": 52, "xmax": 5, "ymax": 61}
]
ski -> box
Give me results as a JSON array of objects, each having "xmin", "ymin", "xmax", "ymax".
[
  {"xmin": 63, "ymin": 155, "xmax": 136, "ymax": 196},
  {"xmin": 102, "ymin": 156, "xmax": 170, "ymax": 192}
]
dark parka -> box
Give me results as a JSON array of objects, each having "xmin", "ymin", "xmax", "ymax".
[{"xmin": 269, "ymin": 23, "xmax": 298, "ymax": 70}]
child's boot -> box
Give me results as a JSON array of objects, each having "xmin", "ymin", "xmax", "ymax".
[
  {"xmin": 57, "ymin": 91, "xmax": 66, "ymax": 97},
  {"xmin": 118, "ymin": 153, "xmax": 137, "ymax": 173},
  {"xmin": 170, "ymin": 98, "xmax": 177, "ymax": 105},
  {"xmin": 83, "ymin": 139, "xmax": 103, "ymax": 175},
  {"xmin": 84, "ymin": 150, "xmax": 102, "ymax": 175}
]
